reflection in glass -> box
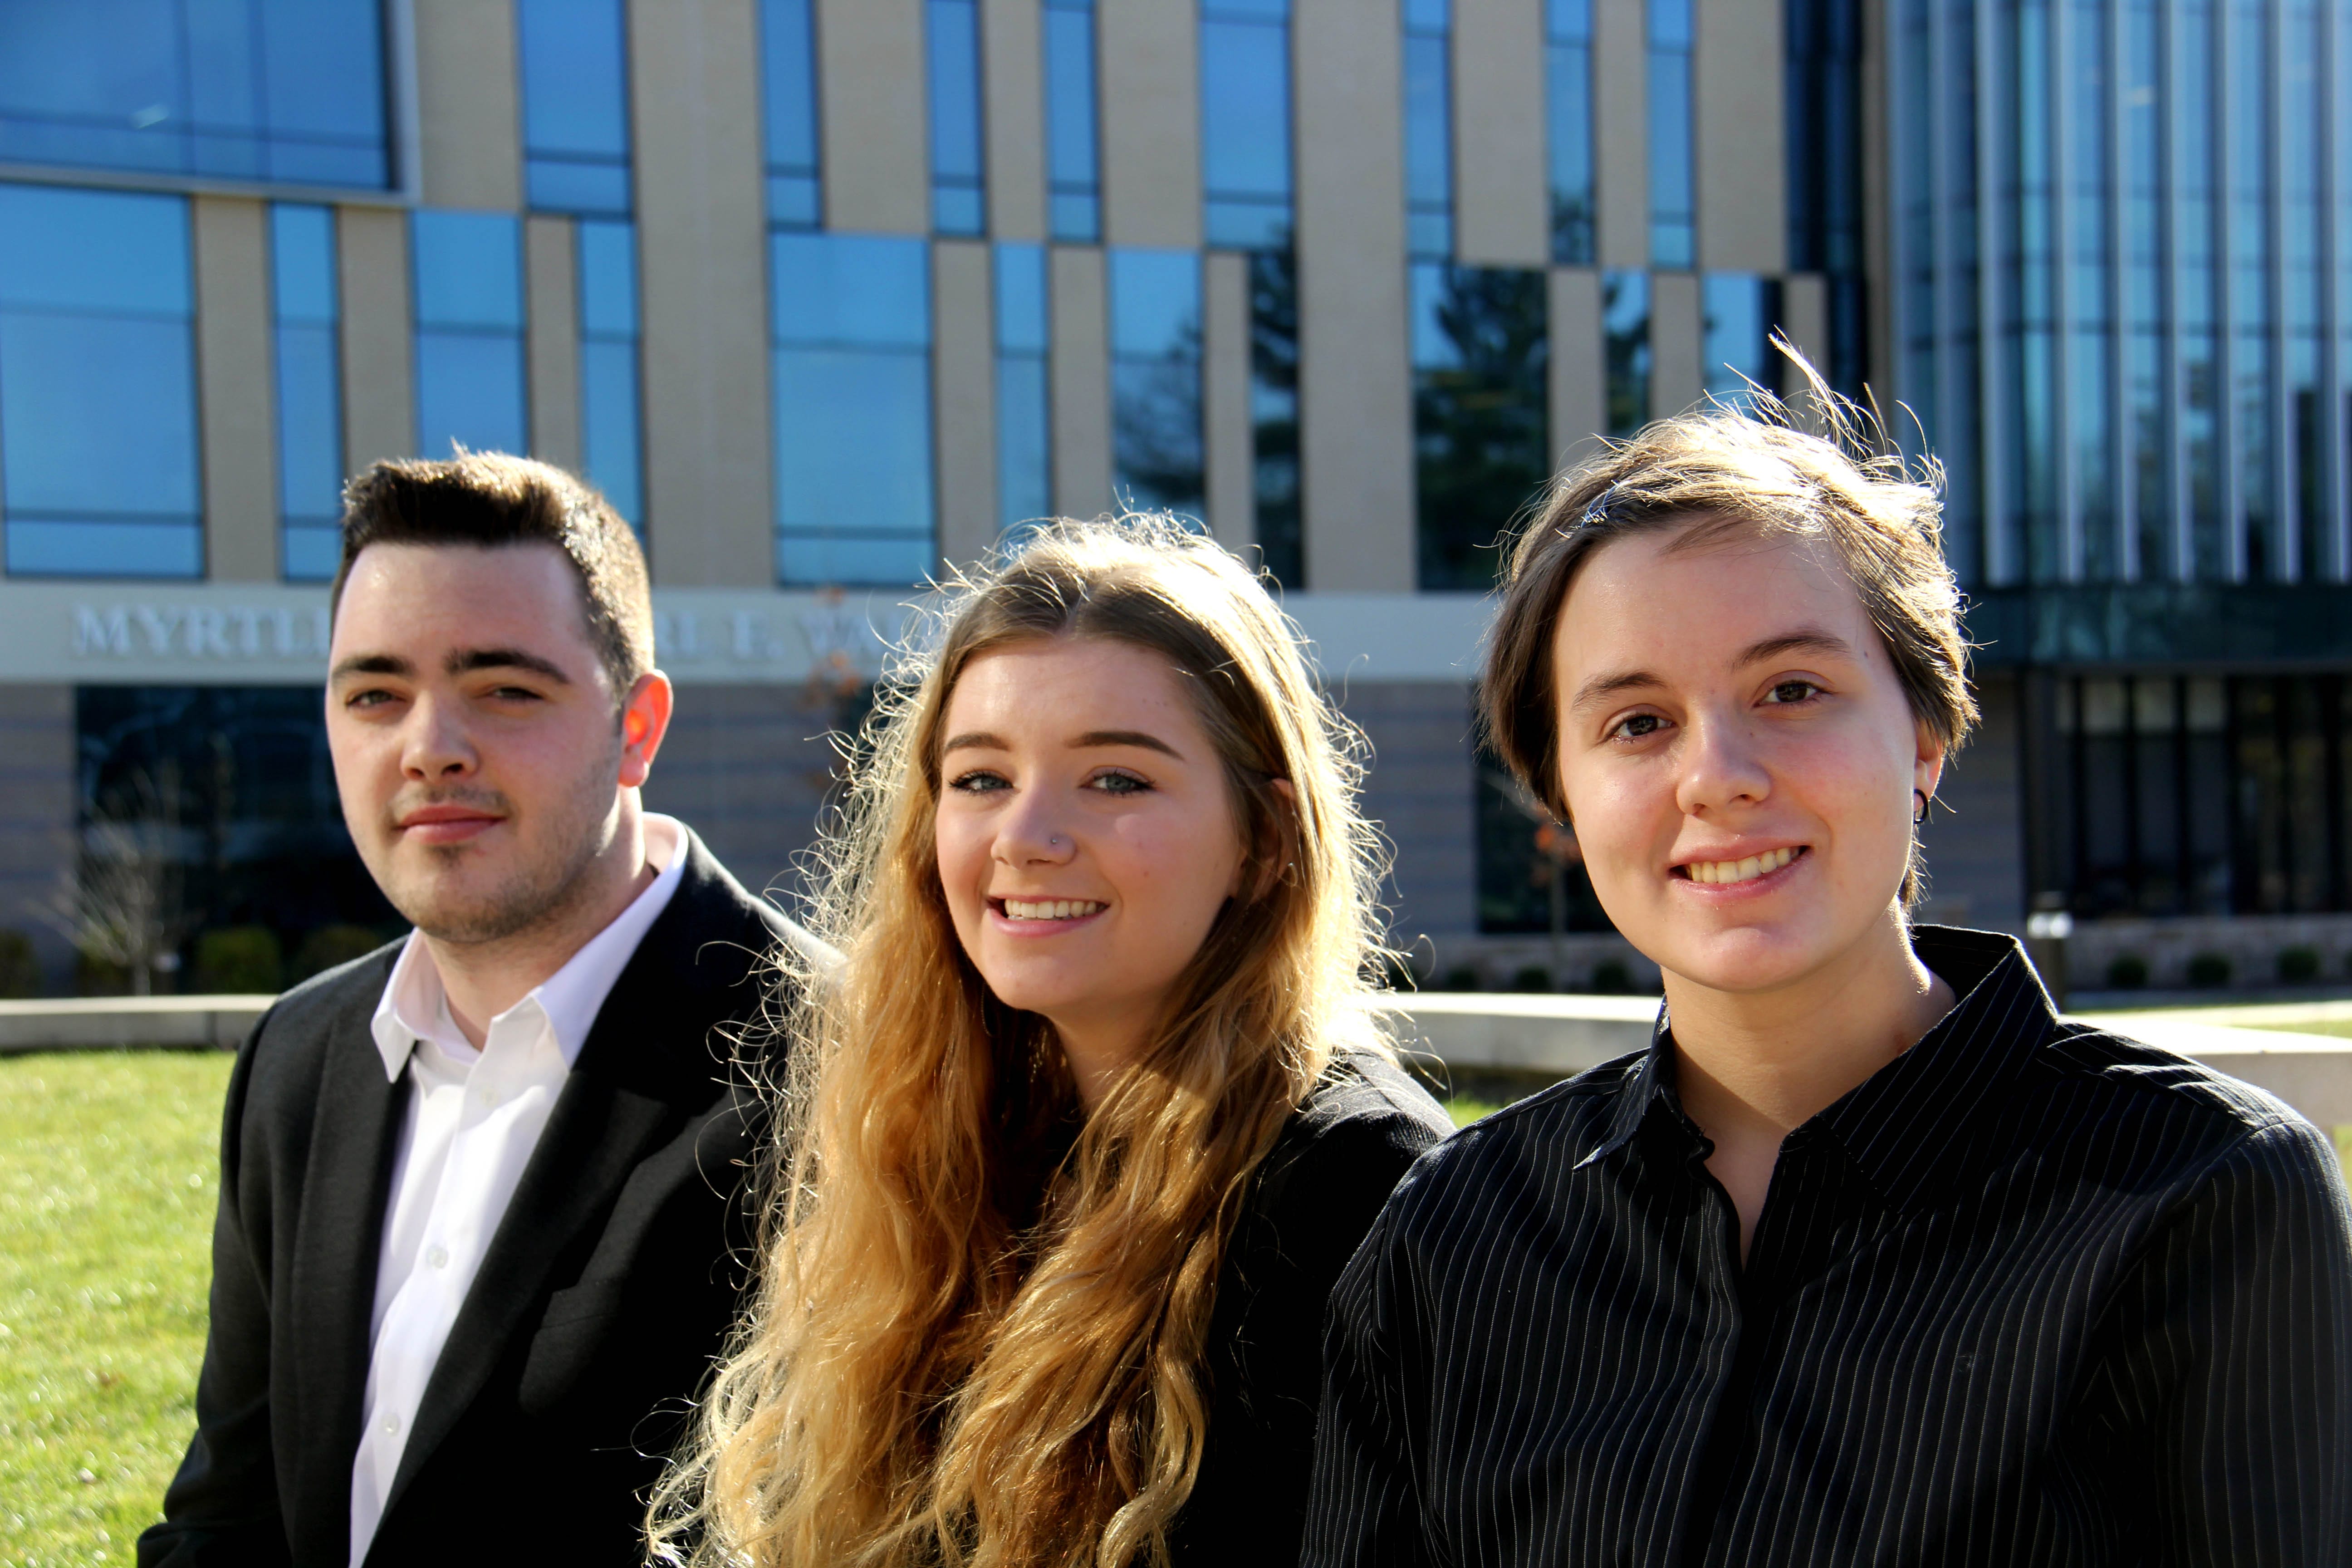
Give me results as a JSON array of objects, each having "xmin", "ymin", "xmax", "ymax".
[
  {"xmin": 1701, "ymin": 273, "xmax": 1783, "ymax": 412},
  {"xmin": 1602, "ymin": 269, "xmax": 1651, "ymax": 438},
  {"xmin": 1250, "ymin": 248, "xmax": 1303, "ymax": 588},
  {"xmin": 928, "ymin": 0, "xmax": 987, "ymax": 235},
  {"xmin": 0, "ymin": 183, "xmax": 201, "ymax": 578},
  {"xmin": 2122, "ymin": 0, "xmax": 2167, "ymax": 580},
  {"xmin": 412, "ymin": 210, "xmax": 526, "ymax": 461},
  {"xmin": 1546, "ymin": 0, "xmax": 1595, "ymax": 265},
  {"xmin": 1646, "ymin": 0, "xmax": 1694, "ymax": 268},
  {"xmin": 761, "ymin": 0, "xmax": 823, "ymax": 227},
  {"xmin": 1201, "ymin": 0, "xmax": 1294, "ymax": 250},
  {"xmin": 1044, "ymin": 0, "xmax": 1102, "ymax": 242},
  {"xmin": 2067, "ymin": 0, "xmax": 2111, "ymax": 581},
  {"xmin": 995, "ymin": 243, "xmax": 1052, "ymax": 535},
  {"xmin": 519, "ymin": 0, "xmax": 632, "ymax": 215},
  {"xmin": 771, "ymin": 233, "xmax": 935, "ymax": 584},
  {"xmin": 2229, "ymin": 0, "xmax": 2274, "ymax": 579},
  {"xmin": 1412, "ymin": 262, "xmax": 1547, "ymax": 591},
  {"xmin": 578, "ymin": 220, "xmax": 644, "ymax": 535},
  {"xmin": 1109, "ymin": 249, "xmax": 1205, "ymax": 519},
  {"xmin": 270, "ymin": 205, "xmax": 342, "ymax": 582},
  {"xmin": 1403, "ymin": 0, "xmax": 1453, "ymax": 260},
  {"xmin": 0, "ymin": 0, "xmax": 391, "ymax": 189},
  {"xmin": 2000, "ymin": 0, "xmax": 2058, "ymax": 584},
  {"xmin": 2179, "ymin": 0, "xmax": 2222, "ymax": 578},
  {"xmin": 1787, "ymin": 0, "xmax": 1865, "ymax": 392},
  {"xmin": 2284, "ymin": 0, "xmax": 2324, "ymax": 579}
]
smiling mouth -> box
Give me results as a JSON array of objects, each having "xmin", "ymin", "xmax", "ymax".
[
  {"xmin": 1675, "ymin": 845, "xmax": 1807, "ymax": 885},
  {"xmin": 990, "ymin": 897, "xmax": 1107, "ymax": 921}
]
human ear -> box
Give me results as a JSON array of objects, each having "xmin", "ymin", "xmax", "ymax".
[
  {"xmin": 1241, "ymin": 778, "xmax": 1299, "ymax": 901},
  {"xmin": 618, "ymin": 671, "xmax": 675, "ymax": 788},
  {"xmin": 1912, "ymin": 716, "xmax": 1947, "ymax": 806}
]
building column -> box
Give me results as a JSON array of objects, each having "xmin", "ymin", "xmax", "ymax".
[
  {"xmin": 1202, "ymin": 249, "xmax": 1254, "ymax": 556},
  {"xmin": 193, "ymin": 195, "xmax": 279, "ymax": 582},
  {"xmin": 1594, "ymin": 0, "xmax": 1649, "ymax": 270},
  {"xmin": 631, "ymin": 0, "xmax": 773, "ymax": 585},
  {"xmin": 1294, "ymin": 0, "xmax": 1413, "ymax": 592},
  {"xmin": 525, "ymin": 215, "xmax": 583, "ymax": 473},
  {"xmin": 817, "ymin": 0, "xmax": 929, "ymax": 234},
  {"xmin": 338, "ymin": 205, "xmax": 417, "ymax": 472},
  {"xmin": 1549, "ymin": 267, "xmax": 1606, "ymax": 469},
  {"xmin": 934, "ymin": 239, "xmax": 1000, "ymax": 569},
  {"xmin": 1651, "ymin": 269, "xmax": 1703, "ymax": 418},
  {"xmin": 1695, "ymin": 0, "xmax": 1786, "ymax": 274},
  {"xmin": 1454, "ymin": 0, "xmax": 1548, "ymax": 268},
  {"xmin": 413, "ymin": 0, "xmax": 523, "ymax": 210},
  {"xmin": 1049, "ymin": 245, "xmax": 1113, "ymax": 517},
  {"xmin": 1099, "ymin": 0, "xmax": 1203, "ymax": 249},
  {"xmin": 982, "ymin": 0, "xmax": 1049, "ymax": 240}
]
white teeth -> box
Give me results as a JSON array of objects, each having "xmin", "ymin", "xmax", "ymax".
[
  {"xmin": 1001, "ymin": 898, "xmax": 1105, "ymax": 920},
  {"xmin": 1686, "ymin": 847, "xmax": 1798, "ymax": 885}
]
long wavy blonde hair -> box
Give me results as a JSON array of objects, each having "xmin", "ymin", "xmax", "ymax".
[{"xmin": 649, "ymin": 517, "xmax": 1398, "ymax": 1568}]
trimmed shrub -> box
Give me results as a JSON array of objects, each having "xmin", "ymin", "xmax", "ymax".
[
  {"xmin": 1509, "ymin": 965, "xmax": 1553, "ymax": 993},
  {"xmin": 1440, "ymin": 965, "xmax": 1482, "ymax": 992},
  {"xmin": 0, "ymin": 928, "xmax": 40, "ymax": 998},
  {"xmin": 2104, "ymin": 953, "xmax": 2150, "ymax": 990},
  {"xmin": 1587, "ymin": 957, "xmax": 1635, "ymax": 994},
  {"xmin": 2185, "ymin": 952, "xmax": 2233, "ymax": 990},
  {"xmin": 290, "ymin": 924, "xmax": 391, "ymax": 983},
  {"xmin": 2278, "ymin": 946, "xmax": 2321, "ymax": 985},
  {"xmin": 194, "ymin": 926, "xmax": 283, "ymax": 994}
]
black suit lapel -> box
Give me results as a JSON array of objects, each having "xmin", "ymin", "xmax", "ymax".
[
  {"xmin": 284, "ymin": 959, "xmax": 408, "ymax": 1568},
  {"xmin": 373, "ymin": 830, "xmax": 784, "ymax": 1532}
]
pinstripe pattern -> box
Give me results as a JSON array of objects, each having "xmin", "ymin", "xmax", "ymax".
[{"xmin": 1303, "ymin": 928, "xmax": 2352, "ymax": 1566}]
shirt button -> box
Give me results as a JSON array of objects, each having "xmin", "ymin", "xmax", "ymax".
[
  {"xmin": 382, "ymin": 1411, "xmax": 401, "ymax": 1436},
  {"xmin": 426, "ymin": 1244, "xmax": 449, "ymax": 1269}
]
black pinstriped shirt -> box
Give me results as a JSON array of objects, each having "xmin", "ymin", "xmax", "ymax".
[{"xmin": 1304, "ymin": 926, "xmax": 2352, "ymax": 1566}]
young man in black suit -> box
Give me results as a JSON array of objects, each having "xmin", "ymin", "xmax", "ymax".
[{"xmin": 140, "ymin": 453, "xmax": 820, "ymax": 1568}]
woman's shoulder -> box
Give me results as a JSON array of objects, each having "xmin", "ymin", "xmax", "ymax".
[{"xmin": 1290, "ymin": 1044, "xmax": 1455, "ymax": 1157}]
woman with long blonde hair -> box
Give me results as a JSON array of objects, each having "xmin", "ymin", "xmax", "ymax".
[{"xmin": 651, "ymin": 516, "xmax": 1453, "ymax": 1568}]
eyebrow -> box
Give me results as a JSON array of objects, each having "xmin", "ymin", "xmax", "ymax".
[
  {"xmin": 1567, "ymin": 628, "xmax": 1857, "ymax": 713},
  {"xmin": 328, "ymin": 648, "xmax": 573, "ymax": 684},
  {"xmin": 939, "ymin": 728, "xmax": 1185, "ymax": 760}
]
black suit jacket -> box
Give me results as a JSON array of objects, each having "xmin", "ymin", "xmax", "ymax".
[{"xmin": 140, "ymin": 830, "xmax": 813, "ymax": 1568}]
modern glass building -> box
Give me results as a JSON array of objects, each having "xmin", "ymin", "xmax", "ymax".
[
  {"xmin": 1890, "ymin": 0, "xmax": 2352, "ymax": 980},
  {"xmin": 0, "ymin": 0, "xmax": 2338, "ymax": 995}
]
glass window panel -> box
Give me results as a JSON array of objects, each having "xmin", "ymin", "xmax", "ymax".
[
  {"xmin": 1249, "ymin": 246, "xmax": 1302, "ymax": 588},
  {"xmin": 416, "ymin": 332, "xmax": 527, "ymax": 458},
  {"xmin": 1412, "ymin": 263, "xmax": 1548, "ymax": 590},
  {"xmin": 0, "ymin": 183, "xmax": 201, "ymax": 578},
  {"xmin": 772, "ymin": 232, "xmax": 931, "ymax": 348},
  {"xmin": 282, "ymin": 524, "xmax": 342, "ymax": 581},
  {"xmin": 527, "ymin": 159, "xmax": 632, "ymax": 217},
  {"xmin": 1547, "ymin": 0, "xmax": 1594, "ymax": 265},
  {"xmin": 272, "ymin": 201, "xmax": 342, "ymax": 580},
  {"xmin": 519, "ymin": 0, "xmax": 630, "ymax": 160},
  {"xmin": 412, "ymin": 211, "xmax": 524, "ymax": 330},
  {"xmin": 995, "ymin": 241, "xmax": 1051, "ymax": 534},
  {"xmin": 578, "ymin": 220, "xmax": 643, "ymax": 529},
  {"xmin": 1045, "ymin": 0, "xmax": 1102, "ymax": 243},
  {"xmin": 1403, "ymin": 20, "xmax": 1452, "ymax": 260},
  {"xmin": 1109, "ymin": 250, "xmax": 1203, "ymax": 517},
  {"xmin": 1647, "ymin": 0, "xmax": 1694, "ymax": 268},
  {"xmin": 1201, "ymin": 10, "xmax": 1292, "ymax": 250},
  {"xmin": 929, "ymin": 0, "xmax": 987, "ymax": 235},
  {"xmin": 1702, "ymin": 272, "xmax": 1783, "ymax": 410},
  {"xmin": 761, "ymin": 0, "xmax": 823, "ymax": 227},
  {"xmin": 1603, "ymin": 268, "xmax": 1651, "ymax": 436},
  {"xmin": 0, "ymin": 0, "xmax": 390, "ymax": 189},
  {"xmin": 772, "ymin": 233, "xmax": 935, "ymax": 583}
]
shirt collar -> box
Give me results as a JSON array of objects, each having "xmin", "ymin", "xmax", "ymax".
[
  {"xmin": 368, "ymin": 814, "xmax": 691, "ymax": 1082},
  {"xmin": 1576, "ymin": 926, "xmax": 2057, "ymax": 1201}
]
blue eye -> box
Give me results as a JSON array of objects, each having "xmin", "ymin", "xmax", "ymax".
[
  {"xmin": 948, "ymin": 770, "xmax": 1010, "ymax": 794},
  {"xmin": 1089, "ymin": 771, "xmax": 1150, "ymax": 795}
]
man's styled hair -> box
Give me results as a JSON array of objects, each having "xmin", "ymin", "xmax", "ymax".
[
  {"xmin": 329, "ymin": 451, "xmax": 655, "ymax": 696},
  {"xmin": 1480, "ymin": 359, "xmax": 1976, "ymax": 906}
]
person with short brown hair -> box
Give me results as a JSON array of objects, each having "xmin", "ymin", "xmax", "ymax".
[
  {"xmin": 1304, "ymin": 376, "xmax": 2352, "ymax": 1566},
  {"xmin": 142, "ymin": 452, "xmax": 823, "ymax": 1568}
]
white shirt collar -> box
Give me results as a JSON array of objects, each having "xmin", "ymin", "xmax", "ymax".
[{"xmin": 369, "ymin": 814, "xmax": 691, "ymax": 1083}]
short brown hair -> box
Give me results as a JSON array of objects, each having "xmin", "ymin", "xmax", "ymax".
[
  {"xmin": 1480, "ymin": 380, "xmax": 1976, "ymax": 902},
  {"xmin": 329, "ymin": 451, "xmax": 654, "ymax": 698}
]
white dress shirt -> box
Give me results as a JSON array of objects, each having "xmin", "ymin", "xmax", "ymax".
[{"xmin": 348, "ymin": 816, "xmax": 686, "ymax": 1566}]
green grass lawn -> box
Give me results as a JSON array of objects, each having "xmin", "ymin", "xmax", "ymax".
[{"xmin": 1, "ymin": 1051, "xmax": 231, "ymax": 1566}]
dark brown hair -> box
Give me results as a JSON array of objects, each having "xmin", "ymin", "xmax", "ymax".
[
  {"xmin": 329, "ymin": 451, "xmax": 653, "ymax": 698},
  {"xmin": 1480, "ymin": 370, "xmax": 1976, "ymax": 906}
]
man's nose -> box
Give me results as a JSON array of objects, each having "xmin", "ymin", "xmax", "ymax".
[{"xmin": 400, "ymin": 694, "xmax": 478, "ymax": 781}]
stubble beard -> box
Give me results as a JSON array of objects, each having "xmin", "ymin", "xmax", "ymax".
[{"xmin": 372, "ymin": 748, "xmax": 624, "ymax": 948}]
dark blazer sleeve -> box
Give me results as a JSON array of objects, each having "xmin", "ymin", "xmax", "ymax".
[
  {"xmin": 139, "ymin": 1014, "xmax": 296, "ymax": 1568},
  {"xmin": 2078, "ymin": 1117, "xmax": 2352, "ymax": 1567},
  {"xmin": 1299, "ymin": 1192, "xmax": 1437, "ymax": 1568},
  {"xmin": 1170, "ymin": 1062, "xmax": 1451, "ymax": 1567}
]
